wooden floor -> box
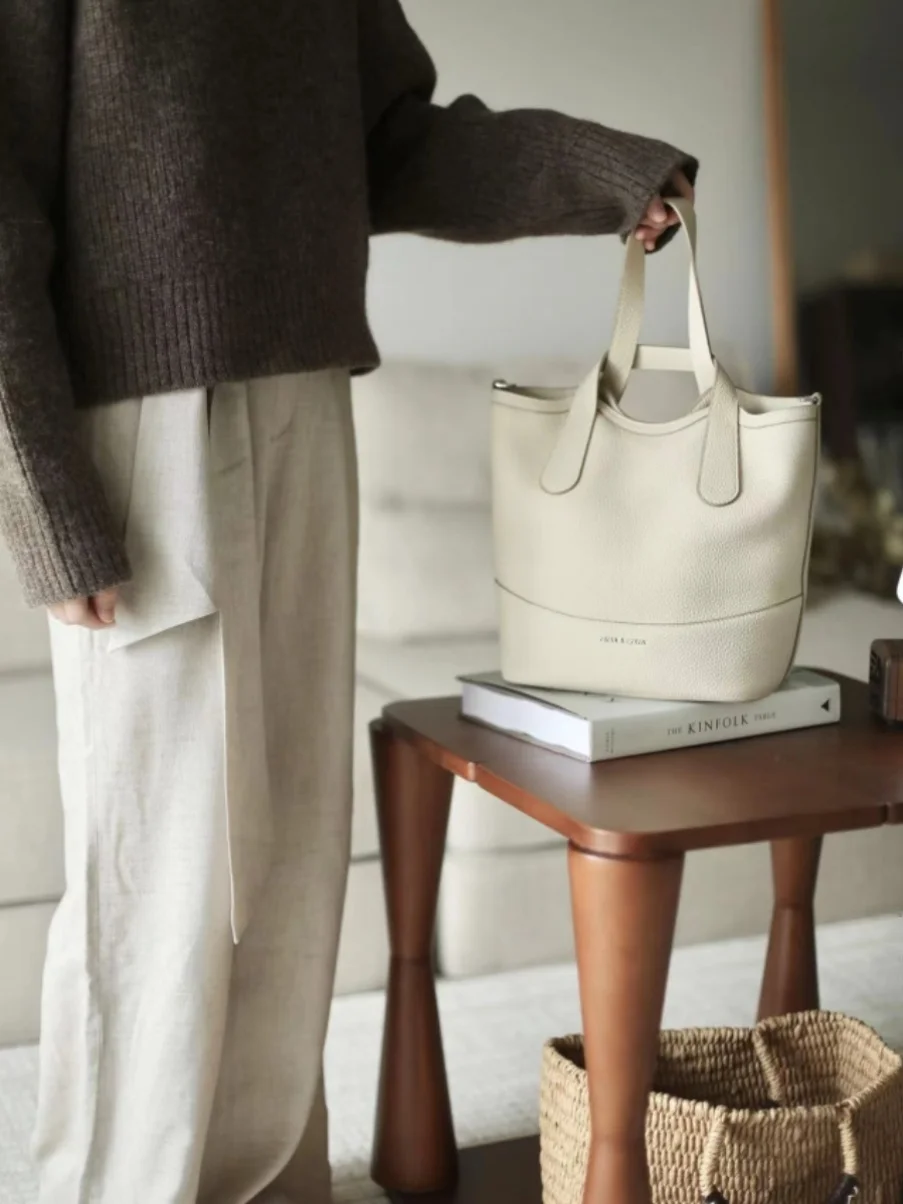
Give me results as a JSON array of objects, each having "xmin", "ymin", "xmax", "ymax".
[{"xmin": 388, "ymin": 1138, "xmax": 542, "ymax": 1204}]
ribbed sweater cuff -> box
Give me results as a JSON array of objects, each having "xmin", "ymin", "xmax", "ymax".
[
  {"xmin": 1, "ymin": 471, "xmax": 131, "ymax": 607},
  {"xmin": 567, "ymin": 123, "xmax": 699, "ymax": 235}
]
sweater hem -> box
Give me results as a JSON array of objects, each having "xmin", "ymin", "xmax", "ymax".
[{"xmin": 66, "ymin": 269, "xmax": 381, "ymax": 408}]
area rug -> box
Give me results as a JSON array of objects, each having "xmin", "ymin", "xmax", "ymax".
[{"xmin": 2, "ymin": 915, "xmax": 901, "ymax": 1204}]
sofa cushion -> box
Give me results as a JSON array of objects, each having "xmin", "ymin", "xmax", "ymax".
[
  {"xmin": 357, "ymin": 505, "xmax": 496, "ymax": 640},
  {"xmin": 0, "ymin": 547, "xmax": 51, "ymax": 673},
  {"xmin": 0, "ymin": 901, "xmax": 56, "ymax": 1046},
  {"xmin": 437, "ymin": 847, "xmax": 573, "ymax": 979},
  {"xmin": 357, "ymin": 634, "xmax": 498, "ymax": 698},
  {"xmin": 356, "ymin": 635, "xmax": 556, "ymax": 853},
  {"xmin": 351, "ymin": 360, "xmax": 586, "ymax": 644},
  {"xmin": 436, "ymin": 826, "xmax": 903, "ymax": 979},
  {"xmin": 352, "ymin": 363, "xmax": 492, "ymax": 508},
  {"xmin": 0, "ymin": 672, "xmax": 64, "ymax": 905},
  {"xmin": 334, "ymin": 860, "xmax": 388, "ymax": 996},
  {"xmin": 352, "ymin": 681, "xmax": 390, "ymax": 860}
]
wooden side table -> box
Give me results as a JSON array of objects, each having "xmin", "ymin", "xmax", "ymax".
[{"xmin": 368, "ymin": 674, "xmax": 903, "ymax": 1204}]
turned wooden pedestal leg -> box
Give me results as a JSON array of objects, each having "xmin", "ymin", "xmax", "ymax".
[
  {"xmin": 568, "ymin": 846, "xmax": 684, "ymax": 1204},
  {"xmin": 370, "ymin": 721, "xmax": 458, "ymax": 1195},
  {"xmin": 758, "ymin": 836, "xmax": 822, "ymax": 1020}
]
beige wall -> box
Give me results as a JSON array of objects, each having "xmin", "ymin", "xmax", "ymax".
[{"xmin": 367, "ymin": 0, "xmax": 775, "ymax": 390}]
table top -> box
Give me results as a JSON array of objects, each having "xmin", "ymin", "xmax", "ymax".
[{"xmin": 381, "ymin": 674, "xmax": 903, "ymax": 856}]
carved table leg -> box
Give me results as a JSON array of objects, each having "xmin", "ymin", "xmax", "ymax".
[
  {"xmin": 370, "ymin": 721, "xmax": 458, "ymax": 1195},
  {"xmin": 758, "ymin": 835, "xmax": 823, "ymax": 1020},
  {"xmin": 568, "ymin": 846, "xmax": 684, "ymax": 1204}
]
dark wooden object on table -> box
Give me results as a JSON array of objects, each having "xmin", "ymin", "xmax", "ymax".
[{"xmin": 370, "ymin": 674, "xmax": 902, "ymax": 1204}]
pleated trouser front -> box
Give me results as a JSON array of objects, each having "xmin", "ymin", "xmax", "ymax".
[{"xmin": 33, "ymin": 371, "xmax": 358, "ymax": 1204}]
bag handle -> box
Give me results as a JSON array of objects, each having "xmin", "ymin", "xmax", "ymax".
[
  {"xmin": 539, "ymin": 199, "xmax": 740, "ymax": 503},
  {"xmin": 699, "ymin": 1026, "xmax": 861, "ymax": 1204},
  {"xmin": 540, "ymin": 353, "xmax": 741, "ymax": 506},
  {"xmin": 603, "ymin": 196, "xmax": 716, "ymax": 405}
]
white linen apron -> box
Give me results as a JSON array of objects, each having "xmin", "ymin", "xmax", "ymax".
[{"xmin": 33, "ymin": 371, "xmax": 357, "ymax": 1204}]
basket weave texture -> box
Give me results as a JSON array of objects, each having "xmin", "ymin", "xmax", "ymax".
[{"xmin": 539, "ymin": 1012, "xmax": 903, "ymax": 1204}]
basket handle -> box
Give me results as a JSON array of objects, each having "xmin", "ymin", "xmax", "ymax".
[
  {"xmin": 751, "ymin": 1019, "xmax": 860, "ymax": 1194},
  {"xmin": 699, "ymin": 1106, "xmax": 729, "ymax": 1204},
  {"xmin": 751, "ymin": 1027, "xmax": 784, "ymax": 1102},
  {"xmin": 699, "ymin": 1103, "xmax": 860, "ymax": 1204}
]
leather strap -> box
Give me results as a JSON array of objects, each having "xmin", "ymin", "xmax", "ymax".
[
  {"xmin": 540, "ymin": 202, "xmax": 740, "ymax": 506},
  {"xmin": 539, "ymin": 359, "xmax": 601, "ymax": 495},
  {"xmin": 605, "ymin": 196, "xmax": 715, "ymax": 404},
  {"xmin": 540, "ymin": 352, "xmax": 741, "ymax": 506}
]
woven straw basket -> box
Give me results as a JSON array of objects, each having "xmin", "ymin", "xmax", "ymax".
[{"xmin": 540, "ymin": 1012, "xmax": 903, "ymax": 1204}]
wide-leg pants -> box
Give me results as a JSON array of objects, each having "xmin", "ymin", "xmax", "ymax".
[{"xmin": 33, "ymin": 371, "xmax": 358, "ymax": 1204}]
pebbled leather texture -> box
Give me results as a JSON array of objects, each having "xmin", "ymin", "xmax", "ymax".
[
  {"xmin": 497, "ymin": 586, "xmax": 805, "ymax": 703},
  {"xmin": 493, "ymin": 204, "xmax": 820, "ymax": 702}
]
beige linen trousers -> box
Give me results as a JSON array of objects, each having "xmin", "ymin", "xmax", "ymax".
[{"xmin": 34, "ymin": 371, "xmax": 358, "ymax": 1204}]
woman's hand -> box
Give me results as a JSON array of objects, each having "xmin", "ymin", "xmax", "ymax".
[
  {"xmin": 48, "ymin": 587, "xmax": 119, "ymax": 630},
  {"xmin": 634, "ymin": 169, "xmax": 695, "ymax": 252}
]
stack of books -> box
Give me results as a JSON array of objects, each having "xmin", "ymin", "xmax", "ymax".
[{"xmin": 459, "ymin": 668, "xmax": 840, "ymax": 762}]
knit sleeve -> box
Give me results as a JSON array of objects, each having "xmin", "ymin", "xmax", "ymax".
[
  {"xmin": 357, "ymin": 0, "xmax": 698, "ymax": 243},
  {"xmin": 0, "ymin": 2, "xmax": 130, "ymax": 606}
]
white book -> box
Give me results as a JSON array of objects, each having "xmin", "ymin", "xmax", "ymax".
[{"xmin": 458, "ymin": 669, "xmax": 841, "ymax": 762}]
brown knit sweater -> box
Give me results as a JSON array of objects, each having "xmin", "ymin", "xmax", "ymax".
[{"xmin": 0, "ymin": 0, "xmax": 696, "ymax": 607}]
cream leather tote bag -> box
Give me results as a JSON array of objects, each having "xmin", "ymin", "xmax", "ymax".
[{"xmin": 491, "ymin": 199, "xmax": 820, "ymax": 703}]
